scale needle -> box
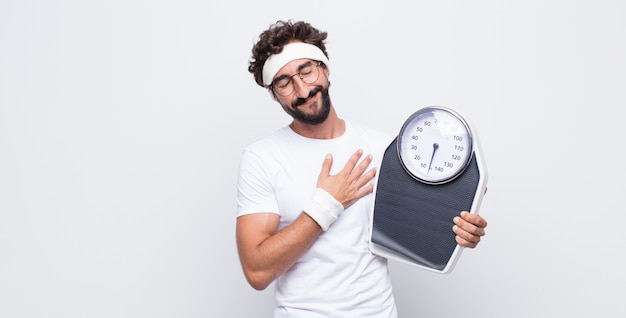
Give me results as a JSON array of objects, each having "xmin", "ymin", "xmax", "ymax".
[{"xmin": 427, "ymin": 143, "xmax": 439, "ymax": 174}]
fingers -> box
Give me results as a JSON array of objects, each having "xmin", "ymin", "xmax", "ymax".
[
  {"xmin": 340, "ymin": 149, "xmax": 365, "ymax": 176},
  {"xmin": 316, "ymin": 149, "xmax": 376, "ymax": 209},
  {"xmin": 460, "ymin": 211, "xmax": 488, "ymax": 228},
  {"xmin": 327, "ymin": 149, "xmax": 375, "ymax": 183},
  {"xmin": 350, "ymin": 152, "xmax": 374, "ymax": 178},
  {"xmin": 319, "ymin": 153, "xmax": 333, "ymax": 177},
  {"xmin": 320, "ymin": 149, "xmax": 369, "ymax": 178},
  {"xmin": 453, "ymin": 211, "xmax": 487, "ymax": 248},
  {"xmin": 355, "ymin": 161, "xmax": 376, "ymax": 194},
  {"xmin": 356, "ymin": 182, "xmax": 375, "ymax": 198},
  {"xmin": 344, "ymin": 151, "xmax": 376, "ymax": 194}
]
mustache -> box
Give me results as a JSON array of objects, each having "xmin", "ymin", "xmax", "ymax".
[{"xmin": 292, "ymin": 86, "xmax": 323, "ymax": 108}]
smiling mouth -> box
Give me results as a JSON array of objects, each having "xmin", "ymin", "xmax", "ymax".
[{"xmin": 292, "ymin": 86, "xmax": 322, "ymax": 108}]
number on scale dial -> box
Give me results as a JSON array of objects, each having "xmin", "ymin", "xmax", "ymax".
[{"xmin": 397, "ymin": 106, "xmax": 473, "ymax": 184}]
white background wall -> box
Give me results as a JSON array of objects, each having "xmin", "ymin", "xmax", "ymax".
[{"xmin": 1, "ymin": 1, "xmax": 624, "ymax": 317}]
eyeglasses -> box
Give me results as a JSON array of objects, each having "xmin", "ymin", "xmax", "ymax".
[{"xmin": 270, "ymin": 61, "xmax": 322, "ymax": 96}]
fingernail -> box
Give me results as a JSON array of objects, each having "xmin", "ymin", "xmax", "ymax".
[{"xmin": 453, "ymin": 216, "xmax": 460, "ymax": 224}]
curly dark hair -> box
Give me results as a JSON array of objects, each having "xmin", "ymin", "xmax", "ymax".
[{"xmin": 248, "ymin": 20, "xmax": 329, "ymax": 88}]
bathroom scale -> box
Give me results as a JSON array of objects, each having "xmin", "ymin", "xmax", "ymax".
[{"xmin": 369, "ymin": 106, "xmax": 488, "ymax": 274}]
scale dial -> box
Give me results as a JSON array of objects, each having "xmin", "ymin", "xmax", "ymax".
[{"xmin": 397, "ymin": 106, "xmax": 473, "ymax": 184}]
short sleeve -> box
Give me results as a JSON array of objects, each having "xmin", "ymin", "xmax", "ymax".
[{"xmin": 236, "ymin": 148, "xmax": 280, "ymax": 217}]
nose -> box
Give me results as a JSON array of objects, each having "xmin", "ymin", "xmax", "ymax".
[{"xmin": 291, "ymin": 75, "xmax": 311, "ymax": 98}]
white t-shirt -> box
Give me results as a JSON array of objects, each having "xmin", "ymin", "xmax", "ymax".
[{"xmin": 237, "ymin": 120, "xmax": 398, "ymax": 317}]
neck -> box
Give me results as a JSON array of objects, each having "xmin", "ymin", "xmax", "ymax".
[{"xmin": 289, "ymin": 107, "xmax": 345, "ymax": 139}]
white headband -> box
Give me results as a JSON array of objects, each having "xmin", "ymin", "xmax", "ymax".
[{"xmin": 262, "ymin": 42, "xmax": 329, "ymax": 86}]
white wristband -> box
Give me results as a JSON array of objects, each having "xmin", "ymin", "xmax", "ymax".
[{"xmin": 303, "ymin": 188, "xmax": 344, "ymax": 231}]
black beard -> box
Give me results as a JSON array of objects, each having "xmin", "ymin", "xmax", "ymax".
[{"xmin": 287, "ymin": 85, "xmax": 331, "ymax": 125}]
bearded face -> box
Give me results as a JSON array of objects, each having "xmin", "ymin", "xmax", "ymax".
[{"xmin": 281, "ymin": 84, "xmax": 331, "ymax": 125}]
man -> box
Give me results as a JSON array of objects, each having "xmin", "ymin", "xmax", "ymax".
[{"xmin": 236, "ymin": 20, "xmax": 488, "ymax": 317}]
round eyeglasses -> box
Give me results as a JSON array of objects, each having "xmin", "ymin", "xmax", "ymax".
[{"xmin": 270, "ymin": 61, "xmax": 322, "ymax": 96}]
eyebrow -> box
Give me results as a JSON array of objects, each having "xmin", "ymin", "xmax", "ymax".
[{"xmin": 273, "ymin": 60, "xmax": 315, "ymax": 83}]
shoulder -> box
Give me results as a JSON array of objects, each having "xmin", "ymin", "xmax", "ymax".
[
  {"xmin": 346, "ymin": 120, "xmax": 395, "ymax": 146},
  {"xmin": 242, "ymin": 126, "xmax": 293, "ymax": 156}
]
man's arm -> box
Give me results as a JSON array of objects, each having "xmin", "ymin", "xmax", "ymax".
[
  {"xmin": 236, "ymin": 211, "xmax": 322, "ymax": 290},
  {"xmin": 236, "ymin": 149, "xmax": 375, "ymax": 290}
]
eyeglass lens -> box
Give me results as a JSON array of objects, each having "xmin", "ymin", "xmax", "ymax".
[{"xmin": 272, "ymin": 62, "xmax": 320, "ymax": 96}]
